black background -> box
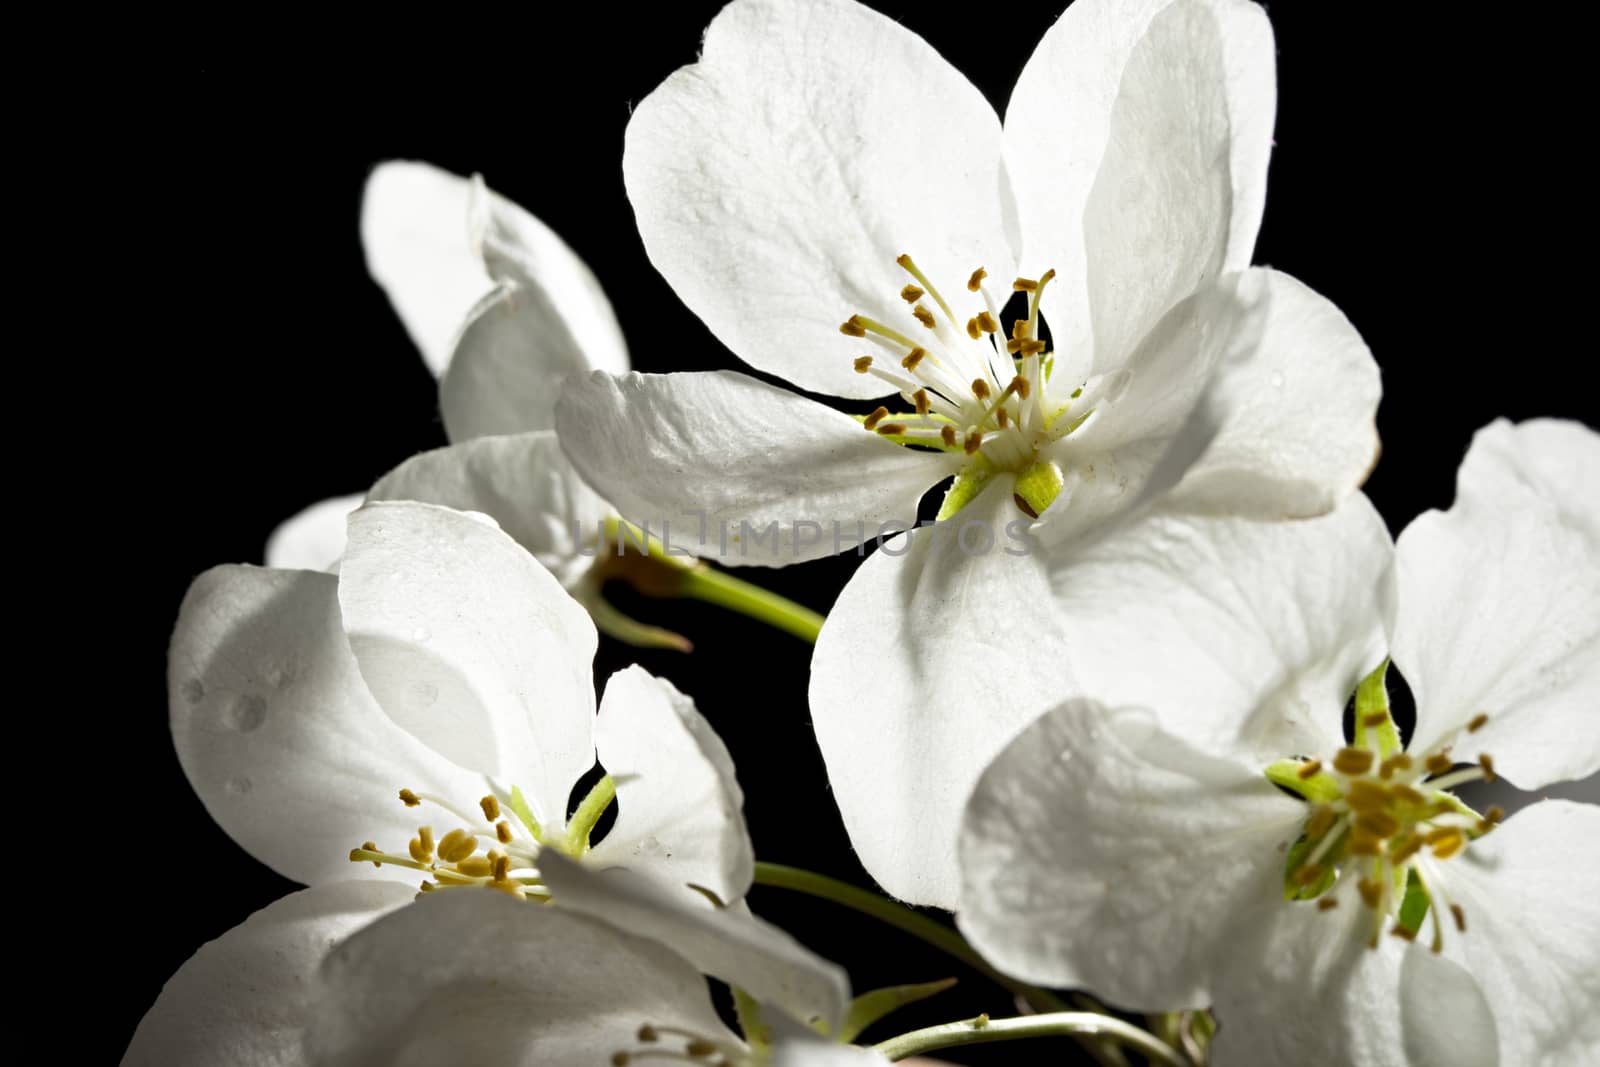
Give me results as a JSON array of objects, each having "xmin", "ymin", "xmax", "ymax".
[{"xmin": 109, "ymin": 2, "xmax": 1591, "ymax": 1062}]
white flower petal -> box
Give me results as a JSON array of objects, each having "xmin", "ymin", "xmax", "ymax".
[
  {"xmin": 556, "ymin": 370, "xmax": 957, "ymax": 567},
  {"xmin": 359, "ymin": 162, "xmax": 492, "ymax": 377},
  {"xmin": 169, "ymin": 565, "xmax": 486, "ymax": 886},
  {"xmin": 1043, "ymin": 495, "xmax": 1392, "ymax": 763},
  {"xmin": 1454, "ymin": 418, "xmax": 1600, "ymax": 539},
  {"xmin": 1160, "ymin": 269, "xmax": 1382, "ymax": 520},
  {"xmin": 588, "ymin": 666, "xmax": 754, "ymax": 904},
  {"xmin": 1398, "ymin": 948, "xmax": 1498, "ymax": 1067},
  {"xmin": 339, "ymin": 502, "xmax": 598, "ymax": 830},
  {"xmin": 810, "ymin": 479, "xmax": 1072, "ymax": 907},
  {"xmin": 306, "ymin": 890, "xmax": 736, "ymax": 1067},
  {"xmin": 1390, "ymin": 498, "xmax": 1600, "ymax": 789},
  {"xmin": 623, "ymin": 0, "xmax": 1014, "ymax": 399},
  {"xmin": 367, "ymin": 431, "xmax": 612, "ymax": 589},
  {"xmin": 1432, "ymin": 800, "xmax": 1600, "ymax": 1066},
  {"xmin": 958, "ymin": 700, "xmax": 1301, "ymax": 1008},
  {"xmin": 264, "ymin": 494, "xmax": 363, "ymax": 571},
  {"xmin": 123, "ymin": 882, "xmax": 412, "ymax": 1067},
  {"xmin": 1007, "ymin": 0, "xmax": 1273, "ymax": 374},
  {"xmin": 540, "ymin": 852, "xmax": 851, "ymax": 1034}
]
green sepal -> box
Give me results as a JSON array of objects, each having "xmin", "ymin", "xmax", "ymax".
[
  {"xmin": 1354, "ymin": 659, "xmax": 1401, "ymax": 758},
  {"xmin": 1396, "ymin": 868, "xmax": 1431, "ymax": 936},
  {"xmin": 508, "ymin": 785, "xmax": 542, "ymax": 843},
  {"xmin": 936, "ymin": 454, "xmax": 995, "ymax": 520},
  {"xmin": 732, "ymin": 986, "xmax": 772, "ymax": 1050},
  {"xmin": 1282, "ymin": 832, "xmax": 1338, "ymax": 900},
  {"xmin": 1013, "ymin": 459, "xmax": 1064, "ymax": 518},
  {"xmin": 838, "ymin": 978, "xmax": 959, "ymax": 1043},
  {"xmin": 1265, "ymin": 759, "xmax": 1342, "ymax": 804}
]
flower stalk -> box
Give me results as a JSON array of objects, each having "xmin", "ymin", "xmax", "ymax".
[{"xmin": 873, "ymin": 1012, "xmax": 1187, "ymax": 1066}]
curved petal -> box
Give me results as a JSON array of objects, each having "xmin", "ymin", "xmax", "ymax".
[
  {"xmin": 359, "ymin": 161, "xmax": 492, "ymax": 377},
  {"xmin": 1160, "ymin": 269, "xmax": 1382, "ymax": 520},
  {"xmin": 367, "ymin": 431, "xmax": 612, "ymax": 589},
  {"xmin": 1398, "ymin": 947, "xmax": 1498, "ymax": 1067},
  {"xmin": 339, "ymin": 502, "xmax": 598, "ymax": 830},
  {"xmin": 588, "ymin": 666, "xmax": 754, "ymax": 904},
  {"xmin": 623, "ymin": 0, "xmax": 1014, "ymax": 399},
  {"xmin": 1043, "ymin": 495, "xmax": 1392, "ymax": 764},
  {"xmin": 264, "ymin": 494, "xmax": 363, "ymax": 571},
  {"xmin": 1429, "ymin": 800, "xmax": 1600, "ymax": 1066},
  {"xmin": 306, "ymin": 890, "xmax": 736, "ymax": 1067},
  {"xmin": 1390, "ymin": 498, "xmax": 1600, "ymax": 789},
  {"xmin": 957, "ymin": 700, "xmax": 1302, "ymax": 1008},
  {"xmin": 539, "ymin": 853, "xmax": 850, "ymax": 1034},
  {"xmin": 556, "ymin": 370, "xmax": 957, "ymax": 567},
  {"xmin": 169, "ymin": 565, "xmax": 487, "ymax": 886},
  {"xmin": 1455, "ymin": 418, "xmax": 1600, "ymax": 539},
  {"xmin": 1007, "ymin": 0, "xmax": 1274, "ymax": 373},
  {"xmin": 123, "ymin": 882, "xmax": 413, "ymax": 1067},
  {"xmin": 439, "ymin": 179, "xmax": 629, "ymax": 440},
  {"xmin": 810, "ymin": 479, "xmax": 1073, "ymax": 907}
]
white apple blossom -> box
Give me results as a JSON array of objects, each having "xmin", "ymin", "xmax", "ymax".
[
  {"xmin": 305, "ymin": 855, "xmax": 887, "ymax": 1067},
  {"xmin": 171, "ymin": 499, "xmax": 752, "ymax": 905},
  {"xmin": 958, "ymin": 419, "xmax": 1600, "ymax": 1065}
]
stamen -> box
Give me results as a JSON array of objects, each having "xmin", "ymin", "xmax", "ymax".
[
  {"xmin": 900, "ymin": 284, "xmax": 925, "ymax": 303},
  {"xmin": 896, "ymin": 254, "xmax": 959, "ymax": 328},
  {"xmin": 902, "ymin": 348, "xmax": 926, "ymax": 371},
  {"xmin": 496, "ymin": 821, "xmax": 514, "ymax": 844},
  {"xmin": 399, "ymin": 789, "xmax": 421, "ymax": 807},
  {"xmin": 1426, "ymin": 828, "xmax": 1466, "ymax": 859},
  {"xmin": 913, "ymin": 390, "xmax": 930, "ymax": 416},
  {"xmin": 1451, "ymin": 904, "xmax": 1467, "ymax": 932},
  {"xmin": 1297, "ymin": 759, "xmax": 1323, "ymax": 779},
  {"xmin": 912, "ymin": 304, "xmax": 937, "ymax": 330},
  {"xmin": 1305, "ymin": 805, "xmax": 1336, "ymax": 839},
  {"xmin": 1317, "ymin": 897, "xmax": 1339, "ymax": 911},
  {"xmin": 972, "ymin": 380, "xmax": 991, "ymax": 401},
  {"xmin": 479, "ymin": 795, "xmax": 500, "ymax": 821},
  {"xmin": 1391, "ymin": 836, "xmax": 1423, "ymax": 863},
  {"xmin": 976, "ymin": 311, "xmax": 1000, "ymax": 334},
  {"xmin": 1357, "ymin": 879, "xmax": 1383, "ymax": 908},
  {"xmin": 966, "ymin": 318, "xmax": 981, "ymax": 339},
  {"xmin": 967, "ymin": 268, "xmax": 987, "ymax": 291},
  {"xmin": 996, "ymin": 408, "xmax": 1010, "ymax": 429},
  {"xmin": 1390, "ymin": 923, "xmax": 1417, "ymax": 942},
  {"xmin": 863, "ymin": 407, "xmax": 889, "ymax": 431},
  {"xmin": 1467, "ymin": 713, "xmax": 1489, "ymax": 733},
  {"xmin": 876, "ymin": 422, "xmax": 908, "ymax": 436},
  {"xmin": 1334, "ymin": 747, "xmax": 1376, "ymax": 775},
  {"xmin": 854, "ymin": 356, "xmax": 873, "ymax": 373},
  {"xmin": 839, "ymin": 317, "xmax": 867, "ymax": 337},
  {"xmin": 438, "ymin": 828, "xmax": 477, "ymax": 863},
  {"xmin": 1018, "ymin": 339, "xmax": 1046, "ymax": 355},
  {"xmin": 1013, "ymin": 277, "xmax": 1039, "ymax": 292},
  {"xmin": 1426, "ymin": 753, "xmax": 1454, "ymax": 775},
  {"xmin": 940, "ymin": 426, "xmax": 958, "ymax": 448},
  {"xmin": 1378, "ymin": 753, "xmax": 1413, "ymax": 780},
  {"xmin": 1362, "ymin": 711, "xmax": 1389, "ymax": 729},
  {"xmin": 1010, "ymin": 374, "xmax": 1031, "ymax": 400},
  {"xmin": 964, "ymin": 431, "xmax": 983, "ymax": 455},
  {"xmin": 1478, "ymin": 754, "xmax": 1497, "ymax": 782}
]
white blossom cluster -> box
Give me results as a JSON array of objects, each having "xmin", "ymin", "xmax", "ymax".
[{"xmin": 127, "ymin": 1, "xmax": 1597, "ymax": 1065}]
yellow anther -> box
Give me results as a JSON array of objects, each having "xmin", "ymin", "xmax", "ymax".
[
  {"xmin": 1348, "ymin": 830, "xmax": 1383, "ymax": 856},
  {"xmin": 900, "ymin": 284, "xmax": 925, "ymax": 303},
  {"xmin": 1013, "ymin": 277, "xmax": 1039, "ymax": 292},
  {"xmin": 1426, "ymin": 828, "xmax": 1466, "ymax": 859},
  {"xmin": 1297, "ymin": 759, "xmax": 1324, "ymax": 779},
  {"xmin": 1292, "ymin": 864, "xmax": 1324, "ymax": 886},
  {"xmin": 1484, "ymin": 805, "xmax": 1505, "ymax": 825},
  {"xmin": 419, "ymin": 880, "xmax": 437, "ymax": 892},
  {"xmin": 976, "ymin": 311, "xmax": 1000, "ymax": 334},
  {"xmin": 1357, "ymin": 879, "xmax": 1383, "ymax": 908},
  {"xmin": 902, "ymin": 347, "xmax": 926, "ymax": 371},
  {"xmin": 1355, "ymin": 811, "xmax": 1400, "ymax": 839},
  {"xmin": 1011, "ymin": 320, "xmax": 1028, "ymax": 340},
  {"xmin": 437, "ymin": 828, "xmax": 477, "ymax": 864},
  {"xmin": 1451, "ymin": 904, "xmax": 1467, "ymax": 932},
  {"xmin": 876, "ymin": 422, "xmax": 908, "ymax": 436},
  {"xmin": 1391, "ymin": 784, "xmax": 1426, "ymax": 806},
  {"xmin": 1040, "ymin": 268, "xmax": 1057, "ymax": 284},
  {"xmin": 1019, "ymin": 339, "xmax": 1046, "ymax": 355},
  {"xmin": 1317, "ymin": 897, "xmax": 1339, "ymax": 911},
  {"xmin": 967, "ymin": 267, "xmax": 987, "ymax": 291},
  {"xmin": 638, "ymin": 1025, "xmax": 659, "ymax": 1043},
  {"xmin": 361, "ymin": 840, "xmax": 378, "ymax": 853},
  {"xmin": 1305, "ymin": 805, "xmax": 1336, "ymax": 839},
  {"xmin": 457, "ymin": 856, "xmax": 494, "ymax": 877},
  {"xmin": 1333, "ymin": 747, "xmax": 1376, "ymax": 776},
  {"xmin": 1362, "ymin": 710, "xmax": 1389, "ymax": 728},
  {"xmin": 1346, "ymin": 779, "xmax": 1392, "ymax": 814},
  {"xmin": 409, "ymin": 836, "xmax": 433, "ymax": 864},
  {"xmin": 686, "ymin": 1040, "xmax": 720, "ymax": 1056},
  {"xmin": 399, "ymin": 789, "xmax": 421, "ymax": 807},
  {"xmin": 966, "ymin": 317, "xmax": 982, "ymax": 339},
  {"xmin": 1378, "ymin": 753, "xmax": 1413, "ymax": 780},
  {"xmin": 912, "ymin": 304, "xmax": 937, "ymax": 329},
  {"xmin": 940, "ymin": 426, "xmax": 958, "ymax": 448},
  {"xmin": 840, "ymin": 316, "xmax": 867, "ymax": 337},
  {"xmin": 480, "ymin": 795, "xmax": 500, "ymax": 821},
  {"xmin": 493, "ymin": 853, "xmax": 512, "ymax": 880},
  {"xmin": 1391, "ymin": 836, "xmax": 1424, "ymax": 863},
  {"xmin": 854, "ymin": 356, "xmax": 873, "ymax": 373},
  {"xmin": 1005, "ymin": 337, "xmax": 1025, "ymax": 354},
  {"xmin": 972, "ymin": 379, "xmax": 991, "ymax": 401},
  {"xmin": 1010, "ymin": 374, "xmax": 1031, "ymax": 399},
  {"xmin": 496, "ymin": 820, "xmax": 514, "ymax": 844},
  {"xmin": 1478, "ymin": 754, "xmax": 1497, "ymax": 782},
  {"xmin": 1390, "ymin": 923, "xmax": 1417, "ymax": 942},
  {"xmin": 612, "ymin": 1054, "xmax": 630, "ymax": 1067},
  {"xmin": 996, "ymin": 408, "xmax": 1010, "ymax": 429},
  {"xmin": 863, "ymin": 407, "xmax": 889, "ymax": 431},
  {"xmin": 488, "ymin": 878, "xmax": 524, "ymax": 899},
  {"xmin": 913, "ymin": 389, "xmax": 930, "ymax": 416},
  {"xmin": 1467, "ymin": 712, "xmax": 1489, "ymax": 733},
  {"xmin": 1426, "ymin": 752, "xmax": 1454, "ymax": 775},
  {"xmin": 964, "ymin": 431, "xmax": 984, "ymax": 455}
]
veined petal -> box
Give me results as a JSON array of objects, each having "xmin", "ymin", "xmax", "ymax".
[
  {"xmin": 1006, "ymin": 0, "xmax": 1274, "ymax": 374},
  {"xmin": 556, "ymin": 370, "xmax": 957, "ymax": 567},
  {"xmin": 1390, "ymin": 498, "xmax": 1600, "ymax": 789},
  {"xmin": 1160, "ymin": 269, "xmax": 1382, "ymax": 519},
  {"xmin": 359, "ymin": 161, "xmax": 492, "ymax": 377},
  {"xmin": 367, "ymin": 430, "xmax": 612, "ymax": 590},
  {"xmin": 540, "ymin": 853, "xmax": 851, "ymax": 1035},
  {"xmin": 1454, "ymin": 418, "xmax": 1600, "ymax": 540},
  {"xmin": 264, "ymin": 494, "xmax": 363, "ymax": 571},
  {"xmin": 169, "ymin": 566, "xmax": 486, "ymax": 886},
  {"xmin": 588, "ymin": 666, "xmax": 754, "ymax": 904},
  {"xmin": 810, "ymin": 479, "xmax": 1072, "ymax": 907},
  {"xmin": 339, "ymin": 502, "xmax": 598, "ymax": 831},
  {"xmin": 306, "ymin": 890, "xmax": 737, "ymax": 1067},
  {"xmin": 1043, "ymin": 496, "xmax": 1391, "ymax": 764},
  {"xmin": 623, "ymin": 0, "xmax": 1014, "ymax": 399},
  {"xmin": 123, "ymin": 882, "xmax": 412, "ymax": 1067},
  {"xmin": 1427, "ymin": 800, "xmax": 1600, "ymax": 1066},
  {"xmin": 958, "ymin": 700, "xmax": 1302, "ymax": 1008},
  {"xmin": 439, "ymin": 180, "xmax": 629, "ymax": 440}
]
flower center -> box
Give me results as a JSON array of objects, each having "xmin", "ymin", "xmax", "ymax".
[
  {"xmin": 1268, "ymin": 701, "xmax": 1502, "ymax": 954},
  {"xmin": 841, "ymin": 255, "xmax": 1089, "ymax": 517},
  {"xmin": 611, "ymin": 1023, "xmax": 749, "ymax": 1067},
  {"xmin": 347, "ymin": 777, "xmax": 615, "ymax": 899}
]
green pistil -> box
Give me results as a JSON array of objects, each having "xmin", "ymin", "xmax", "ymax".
[
  {"xmin": 1354, "ymin": 659, "xmax": 1401, "ymax": 757},
  {"xmin": 562, "ymin": 775, "xmax": 617, "ymax": 856}
]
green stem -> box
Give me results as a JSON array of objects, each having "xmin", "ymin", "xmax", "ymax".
[
  {"xmin": 675, "ymin": 565, "xmax": 823, "ymax": 644},
  {"xmin": 874, "ymin": 1012, "xmax": 1186, "ymax": 1066},
  {"xmin": 752, "ymin": 863, "xmax": 1067, "ymax": 1014}
]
